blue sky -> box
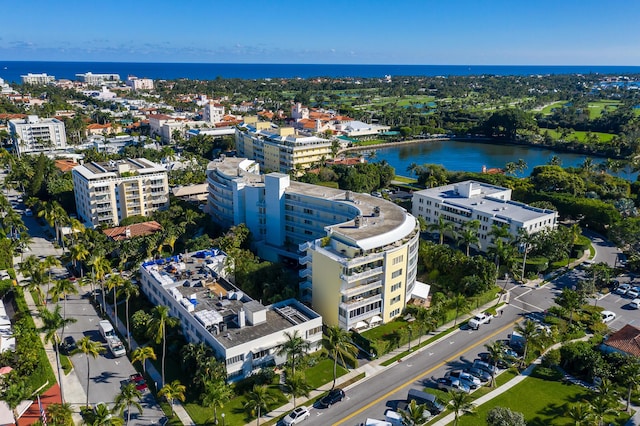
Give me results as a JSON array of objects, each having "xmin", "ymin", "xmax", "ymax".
[{"xmin": 3, "ymin": 0, "xmax": 639, "ymax": 64}]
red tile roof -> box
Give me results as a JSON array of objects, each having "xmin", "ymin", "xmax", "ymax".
[
  {"xmin": 18, "ymin": 383, "xmax": 61, "ymax": 425},
  {"xmin": 103, "ymin": 221, "xmax": 163, "ymax": 241},
  {"xmin": 604, "ymin": 324, "xmax": 640, "ymax": 357},
  {"xmin": 54, "ymin": 159, "xmax": 78, "ymax": 172}
]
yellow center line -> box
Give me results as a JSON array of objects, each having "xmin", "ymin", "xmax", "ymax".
[{"xmin": 333, "ymin": 319, "xmax": 518, "ymax": 426}]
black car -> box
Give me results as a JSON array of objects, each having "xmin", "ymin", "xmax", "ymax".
[
  {"xmin": 318, "ymin": 388, "xmax": 345, "ymax": 408},
  {"xmin": 60, "ymin": 336, "xmax": 77, "ymax": 354}
]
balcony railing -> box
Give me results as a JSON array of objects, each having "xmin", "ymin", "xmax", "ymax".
[
  {"xmin": 299, "ymin": 255, "xmax": 312, "ymax": 265},
  {"xmin": 340, "ymin": 266, "xmax": 383, "ymax": 283},
  {"xmin": 299, "ymin": 268, "xmax": 312, "ymax": 279},
  {"xmin": 342, "ymin": 280, "xmax": 383, "ymax": 297},
  {"xmin": 340, "ymin": 294, "xmax": 383, "ymax": 311}
]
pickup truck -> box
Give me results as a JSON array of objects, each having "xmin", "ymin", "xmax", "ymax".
[{"xmin": 468, "ymin": 312, "xmax": 494, "ymax": 330}]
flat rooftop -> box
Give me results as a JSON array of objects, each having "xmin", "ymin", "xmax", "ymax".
[
  {"xmin": 73, "ymin": 158, "xmax": 165, "ymax": 179},
  {"xmin": 142, "ymin": 250, "xmax": 318, "ymax": 349}
]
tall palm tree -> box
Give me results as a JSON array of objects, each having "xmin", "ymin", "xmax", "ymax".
[
  {"xmin": 322, "ymin": 326, "xmax": 358, "ymax": 389},
  {"xmin": 283, "ymin": 372, "xmax": 311, "ymax": 409},
  {"xmin": 554, "ymin": 288, "xmax": 584, "ymax": 326},
  {"xmin": 202, "ymin": 380, "xmax": 232, "ymax": 425},
  {"xmin": 158, "ymin": 380, "xmax": 186, "ymax": 417},
  {"xmin": 428, "ymin": 216, "xmax": 454, "ymax": 245},
  {"xmin": 118, "ymin": 279, "xmax": 139, "ymax": 348},
  {"xmin": 3, "ymin": 379, "xmax": 30, "ymax": 424},
  {"xmin": 72, "ymin": 336, "xmax": 106, "ymax": 407},
  {"xmin": 513, "ymin": 319, "xmax": 542, "ymax": 365},
  {"xmin": 456, "ymin": 220, "xmax": 480, "ymax": 256},
  {"xmin": 69, "ymin": 242, "xmax": 90, "ymax": 278},
  {"xmin": 147, "ymin": 305, "xmax": 179, "ymax": 386},
  {"xmin": 448, "ymin": 391, "xmax": 474, "ymax": 426},
  {"xmin": 114, "ymin": 382, "xmax": 143, "ymax": 426},
  {"xmin": 106, "ymin": 274, "xmax": 125, "ymax": 328},
  {"xmin": 43, "ymin": 255, "xmax": 61, "ymax": 300},
  {"xmin": 39, "ymin": 305, "xmax": 77, "ymax": 404},
  {"xmin": 88, "ymin": 253, "xmax": 111, "ymax": 314},
  {"xmin": 91, "ymin": 402, "xmax": 123, "ymax": 426},
  {"xmin": 276, "ymin": 330, "xmax": 310, "ymax": 376},
  {"xmin": 243, "ymin": 384, "xmax": 275, "ymax": 426},
  {"xmin": 483, "ymin": 341, "xmax": 506, "ymax": 387},
  {"xmin": 131, "ymin": 346, "xmax": 156, "ymax": 375},
  {"xmin": 48, "ymin": 278, "xmax": 78, "ymax": 337},
  {"xmin": 400, "ymin": 399, "xmax": 428, "ymax": 426},
  {"xmin": 622, "ymin": 359, "xmax": 640, "ymax": 412}
]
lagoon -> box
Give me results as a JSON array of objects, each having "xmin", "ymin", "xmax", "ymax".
[{"xmin": 370, "ymin": 139, "xmax": 629, "ymax": 178}]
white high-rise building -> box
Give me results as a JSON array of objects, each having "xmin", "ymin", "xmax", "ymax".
[
  {"xmin": 75, "ymin": 72, "xmax": 120, "ymax": 85},
  {"xmin": 21, "ymin": 73, "xmax": 55, "ymax": 85},
  {"xmin": 9, "ymin": 115, "xmax": 67, "ymax": 155},
  {"xmin": 72, "ymin": 158, "xmax": 169, "ymax": 228},
  {"xmin": 202, "ymin": 102, "xmax": 225, "ymax": 123}
]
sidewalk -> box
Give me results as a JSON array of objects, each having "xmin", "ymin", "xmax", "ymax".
[{"xmin": 246, "ymin": 294, "xmax": 510, "ymax": 426}]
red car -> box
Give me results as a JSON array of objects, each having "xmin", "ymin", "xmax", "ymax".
[{"xmin": 129, "ymin": 373, "xmax": 148, "ymax": 392}]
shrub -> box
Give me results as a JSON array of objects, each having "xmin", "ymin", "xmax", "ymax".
[
  {"xmin": 525, "ymin": 256, "xmax": 549, "ymax": 273},
  {"xmin": 541, "ymin": 349, "xmax": 561, "ymax": 368}
]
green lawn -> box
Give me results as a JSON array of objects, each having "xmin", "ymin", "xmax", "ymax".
[
  {"xmin": 360, "ymin": 320, "xmax": 407, "ymax": 341},
  {"xmin": 539, "ymin": 101, "xmax": 567, "ymax": 115},
  {"xmin": 544, "ymin": 129, "xmax": 615, "ymax": 143},
  {"xmin": 587, "ymin": 100, "xmax": 621, "ymax": 118},
  {"xmin": 454, "ymin": 368, "xmax": 630, "ymax": 426},
  {"xmin": 304, "ymin": 358, "xmax": 347, "ymax": 389}
]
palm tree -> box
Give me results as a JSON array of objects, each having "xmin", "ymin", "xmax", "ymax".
[
  {"xmin": 43, "ymin": 255, "xmax": 61, "ymax": 300},
  {"xmin": 428, "ymin": 216, "xmax": 454, "ymax": 245},
  {"xmin": 46, "ymin": 402, "xmax": 75, "ymax": 426},
  {"xmin": 158, "ymin": 380, "xmax": 186, "ymax": 417},
  {"xmin": 513, "ymin": 319, "xmax": 542, "ymax": 365},
  {"xmin": 451, "ymin": 293, "xmax": 469, "ymax": 326},
  {"xmin": 3, "ymin": 379, "xmax": 30, "ymax": 424},
  {"xmin": 39, "ymin": 305, "xmax": 77, "ymax": 403},
  {"xmin": 131, "ymin": 346, "xmax": 156, "ymax": 374},
  {"xmin": 554, "ymin": 288, "xmax": 584, "ymax": 326},
  {"xmin": 322, "ymin": 326, "xmax": 358, "ymax": 389},
  {"xmin": 622, "ymin": 359, "xmax": 640, "ymax": 412},
  {"xmin": 283, "ymin": 372, "xmax": 311, "ymax": 409},
  {"xmin": 243, "ymin": 384, "xmax": 275, "ymax": 426},
  {"xmin": 202, "ymin": 380, "xmax": 232, "ymax": 425},
  {"xmin": 118, "ymin": 279, "xmax": 139, "ymax": 348},
  {"xmin": 484, "ymin": 341, "xmax": 506, "ymax": 387},
  {"xmin": 276, "ymin": 330, "xmax": 310, "ymax": 376},
  {"xmin": 106, "ymin": 274, "xmax": 125, "ymax": 328},
  {"xmin": 72, "ymin": 336, "xmax": 106, "ymax": 407},
  {"xmin": 114, "ymin": 382, "xmax": 143, "ymax": 426},
  {"xmin": 399, "ymin": 399, "xmax": 428, "ymax": 426},
  {"xmin": 48, "ymin": 278, "xmax": 78, "ymax": 336},
  {"xmin": 588, "ymin": 394, "xmax": 616, "ymax": 426},
  {"xmin": 564, "ymin": 402, "xmax": 593, "ymax": 426},
  {"xmin": 448, "ymin": 391, "xmax": 474, "ymax": 426},
  {"xmin": 91, "ymin": 402, "xmax": 123, "ymax": 426},
  {"xmin": 69, "ymin": 242, "xmax": 90, "ymax": 278},
  {"xmin": 88, "ymin": 253, "xmax": 111, "ymax": 313},
  {"xmin": 147, "ymin": 305, "xmax": 179, "ymax": 386},
  {"xmin": 456, "ymin": 220, "xmax": 480, "ymax": 256}
]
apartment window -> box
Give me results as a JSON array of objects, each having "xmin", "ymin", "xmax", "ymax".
[
  {"xmin": 393, "ymin": 255, "xmax": 404, "ymax": 265},
  {"xmin": 303, "ymin": 208, "xmax": 313, "ymax": 215},
  {"xmin": 390, "ymin": 308, "xmax": 401, "ymax": 317},
  {"xmin": 307, "ymin": 326, "xmax": 322, "ymax": 338},
  {"xmin": 391, "ymin": 269, "xmax": 403, "ymax": 279},
  {"xmin": 390, "ymin": 295, "xmax": 401, "ymax": 304},
  {"xmin": 226, "ymin": 354, "xmax": 244, "ymax": 365},
  {"xmin": 391, "ymin": 283, "xmax": 402, "ymax": 292}
]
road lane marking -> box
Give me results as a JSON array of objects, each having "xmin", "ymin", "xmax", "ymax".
[{"xmin": 332, "ymin": 319, "xmax": 518, "ymax": 426}]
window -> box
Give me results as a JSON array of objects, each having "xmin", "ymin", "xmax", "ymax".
[
  {"xmin": 391, "ymin": 269, "xmax": 403, "ymax": 279},
  {"xmin": 393, "ymin": 255, "xmax": 404, "ymax": 265},
  {"xmin": 391, "ymin": 282, "xmax": 402, "ymax": 292},
  {"xmin": 307, "ymin": 326, "xmax": 322, "ymax": 338},
  {"xmin": 390, "ymin": 295, "xmax": 401, "ymax": 304},
  {"xmin": 390, "ymin": 308, "xmax": 401, "ymax": 317}
]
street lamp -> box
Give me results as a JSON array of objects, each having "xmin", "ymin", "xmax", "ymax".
[{"xmin": 221, "ymin": 413, "xmax": 225, "ymax": 426}]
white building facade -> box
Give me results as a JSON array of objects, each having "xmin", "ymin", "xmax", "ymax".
[
  {"xmin": 9, "ymin": 115, "xmax": 67, "ymax": 155},
  {"xmin": 21, "ymin": 73, "xmax": 55, "ymax": 85},
  {"xmin": 76, "ymin": 72, "xmax": 120, "ymax": 85},
  {"xmin": 206, "ymin": 156, "xmax": 421, "ymax": 330},
  {"xmin": 139, "ymin": 250, "xmax": 322, "ymax": 381},
  {"xmin": 412, "ymin": 180, "xmax": 558, "ymax": 251},
  {"xmin": 72, "ymin": 158, "xmax": 169, "ymax": 228}
]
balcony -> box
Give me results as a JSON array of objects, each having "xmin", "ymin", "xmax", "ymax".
[
  {"xmin": 299, "ymin": 280, "xmax": 312, "ymax": 291},
  {"xmin": 299, "ymin": 255, "xmax": 312, "ymax": 265},
  {"xmin": 343, "ymin": 280, "xmax": 382, "ymax": 297},
  {"xmin": 340, "ymin": 306, "xmax": 382, "ymax": 326},
  {"xmin": 340, "ymin": 294, "xmax": 383, "ymax": 311},
  {"xmin": 340, "ymin": 266, "xmax": 383, "ymax": 283},
  {"xmin": 299, "ymin": 268, "xmax": 312, "ymax": 279},
  {"xmin": 299, "ymin": 241, "xmax": 312, "ymax": 252}
]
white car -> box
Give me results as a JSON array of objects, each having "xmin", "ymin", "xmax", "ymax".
[
  {"xmin": 24, "ymin": 208, "xmax": 32, "ymax": 217},
  {"xmin": 282, "ymin": 406, "xmax": 310, "ymax": 425},
  {"xmin": 627, "ymin": 287, "xmax": 640, "ymax": 299},
  {"xmin": 631, "ymin": 299, "xmax": 640, "ymax": 310},
  {"xmin": 602, "ymin": 311, "xmax": 617, "ymax": 323},
  {"xmin": 615, "ymin": 283, "xmax": 631, "ymax": 296}
]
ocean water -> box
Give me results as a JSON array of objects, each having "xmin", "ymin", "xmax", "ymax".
[{"xmin": 2, "ymin": 61, "xmax": 640, "ymax": 83}]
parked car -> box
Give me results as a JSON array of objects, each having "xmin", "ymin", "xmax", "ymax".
[
  {"xmin": 472, "ymin": 359, "xmax": 499, "ymax": 376},
  {"xmin": 446, "ymin": 370, "xmax": 482, "ymax": 389},
  {"xmin": 601, "ymin": 311, "xmax": 617, "ymax": 323},
  {"xmin": 24, "ymin": 208, "xmax": 32, "ymax": 217},
  {"xmin": 129, "ymin": 373, "xmax": 148, "ymax": 392},
  {"xmin": 628, "ymin": 287, "xmax": 640, "ymax": 299},
  {"xmin": 283, "ymin": 406, "xmax": 311, "ymax": 425},
  {"xmin": 59, "ymin": 335, "xmax": 77, "ymax": 355},
  {"xmin": 631, "ymin": 299, "xmax": 640, "ymax": 310},
  {"xmin": 477, "ymin": 352, "xmax": 512, "ymax": 369},
  {"xmin": 318, "ymin": 388, "xmax": 345, "ymax": 408},
  {"xmin": 463, "ymin": 366, "xmax": 491, "ymax": 383},
  {"xmin": 436, "ymin": 377, "xmax": 470, "ymax": 393},
  {"xmin": 616, "ymin": 283, "xmax": 631, "ymax": 296}
]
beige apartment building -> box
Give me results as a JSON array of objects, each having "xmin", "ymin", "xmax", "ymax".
[{"xmin": 72, "ymin": 158, "xmax": 169, "ymax": 228}]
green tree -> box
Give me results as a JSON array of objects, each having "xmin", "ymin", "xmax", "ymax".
[
  {"xmin": 202, "ymin": 380, "xmax": 232, "ymax": 425},
  {"xmin": 276, "ymin": 330, "xmax": 310, "ymax": 376},
  {"xmin": 114, "ymin": 382, "xmax": 143, "ymax": 426},
  {"xmin": 243, "ymin": 384, "xmax": 275, "ymax": 426},
  {"xmin": 564, "ymin": 402, "xmax": 593, "ymax": 426},
  {"xmin": 72, "ymin": 336, "xmax": 106, "ymax": 407},
  {"xmin": 106, "ymin": 274, "xmax": 125, "ymax": 329},
  {"xmin": 428, "ymin": 216, "xmax": 454, "ymax": 245},
  {"xmin": 486, "ymin": 406, "xmax": 526, "ymax": 426},
  {"xmin": 283, "ymin": 372, "xmax": 311, "ymax": 409},
  {"xmin": 621, "ymin": 359, "xmax": 640, "ymax": 412},
  {"xmin": 513, "ymin": 319, "xmax": 546, "ymax": 364},
  {"xmin": 322, "ymin": 326, "xmax": 358, "ymax": 389},
  {"xmin": 131, "ymin": 346, "xmax": 156, "ymax": 375},
  {"xmin": 118, "ymin": 279, "xmax": 139, "ymax": 348},
  {"xmin": 484, "ymin": 340, "xmax": 506, "ymax": 387},
  {"xmin": 555, "ymin": 288, "xmax": 585, "ymax": 326},
  {"xmin": 48, "ymin": 278, "xmax": 78, "ymax": 336},
  {"xmin": 2, "ymin": 376, "xmax": 30, "ymax": 423},
  {"xmin": 588, "ymin": 394, "xmax": 616, "ymax": 426},
  {"xmin": 448, "ymin": 391, "xmax": 474, "ymax": 426},
  {"xmin": 147, "ymin": 305, "xmax": 179, "ymax": 386},
  {"xmin": 46, "ymin": 402, "xmax": 75, "ymax": 426},
  {"xmin": 39, "ymin": 305, "xmax": 77, "ymax": 404},
  {"xmin": 158, "ymin": 380, "xmax": 186, "ymax": 417},
  {"xmin": 456, "ymin": 219, "xmax": 480, "ymax": 256},
  {"xmin": 400, "ymin": 399, "xmax": 428, "ymax": 426}
]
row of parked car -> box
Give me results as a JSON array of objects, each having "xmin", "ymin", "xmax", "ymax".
[{"xmin": 613, "ymin": 282, "xmax": 640, "ymax": 310}]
